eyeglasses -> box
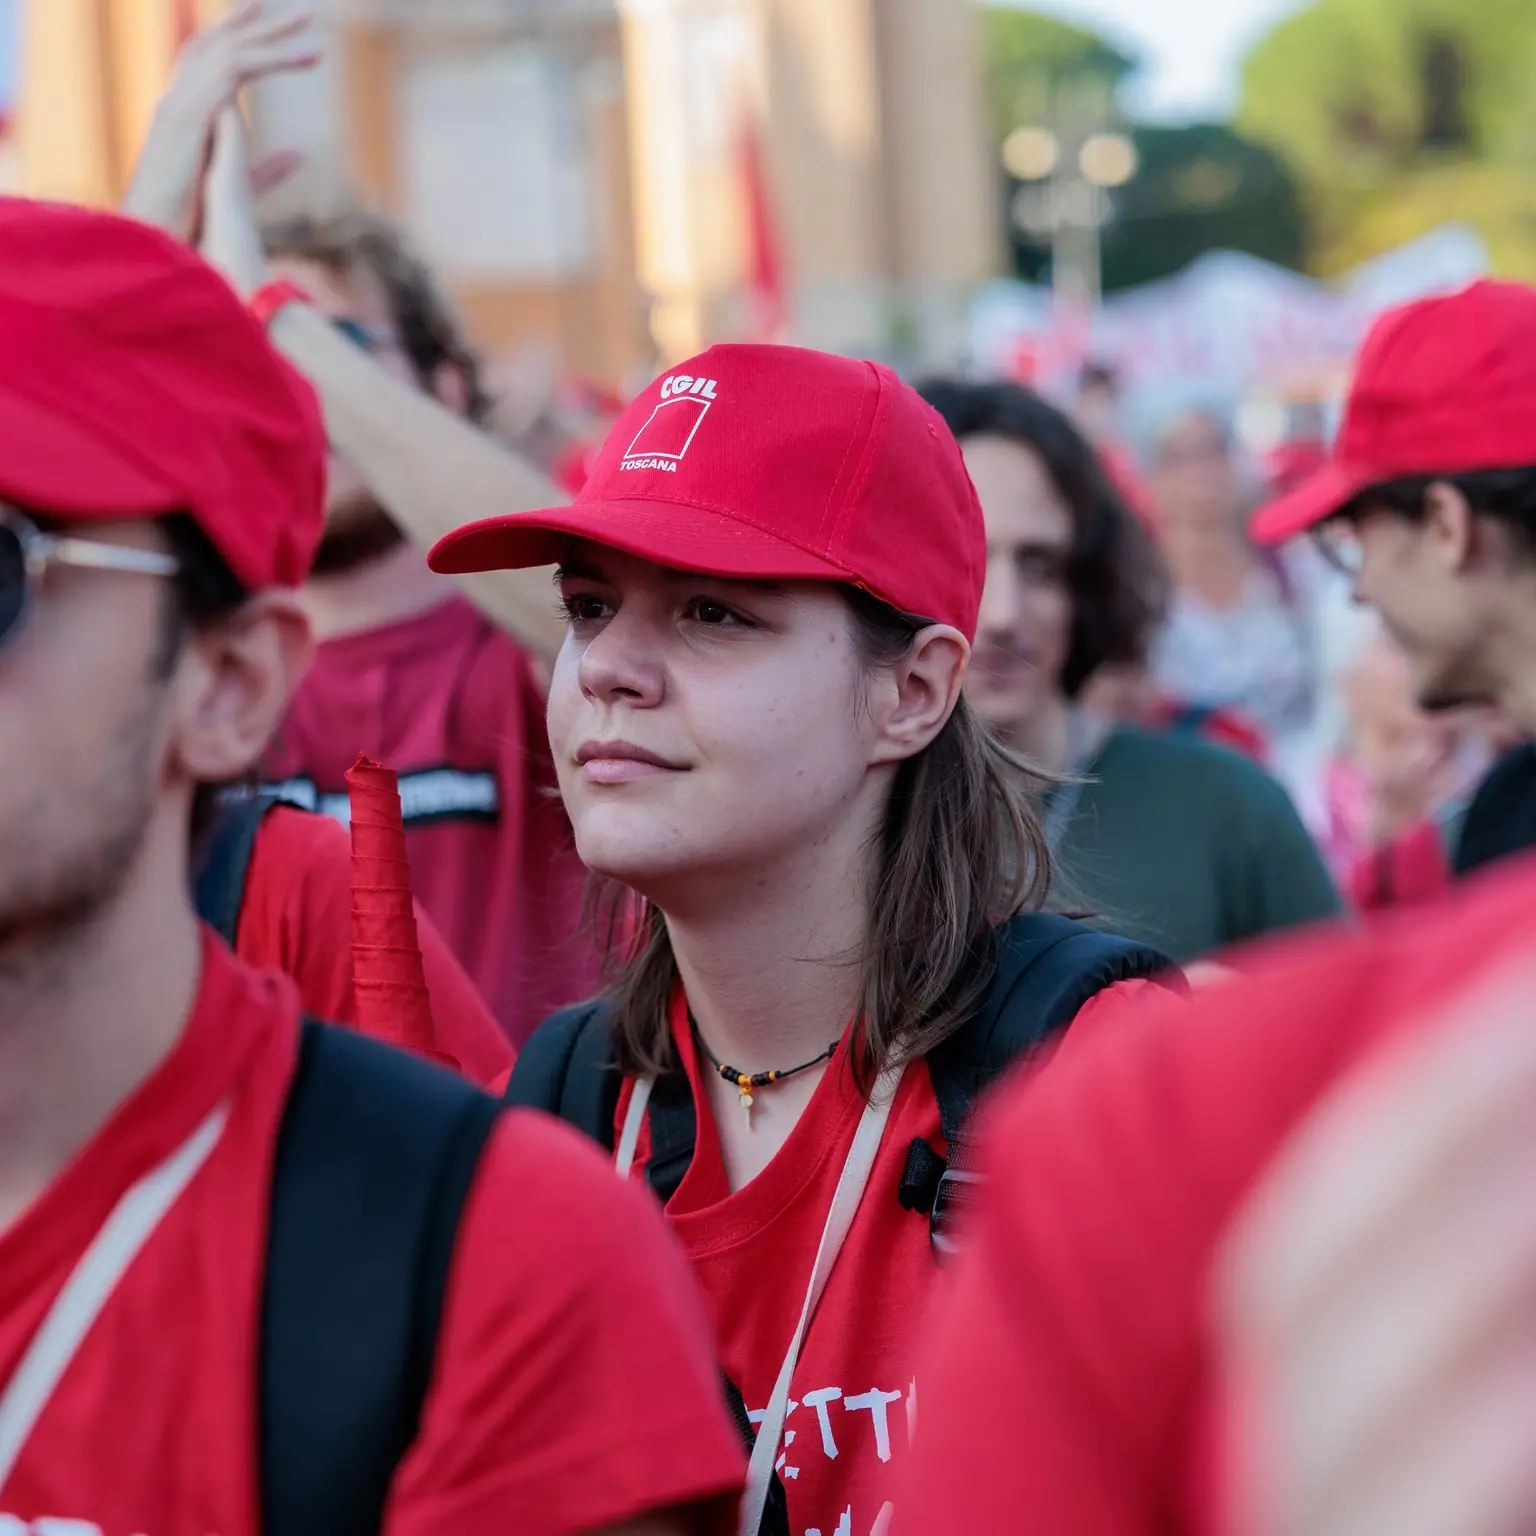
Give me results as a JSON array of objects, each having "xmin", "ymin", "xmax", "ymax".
[
  {"xmin": 331, "ymin": 317, "xmax": 399, "ymax": 355},
  {"xmin": 1311, "ymin": 514, "xmax": 1363, "ymax": 578},
  {"xmin": 0, "ymin": 506, "xmax": 181, "ymax": 651}
]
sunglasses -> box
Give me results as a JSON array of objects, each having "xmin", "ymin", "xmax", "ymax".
[{"xmin": 0, "ymin": 506, "xmax": 181, "ymax": 650}]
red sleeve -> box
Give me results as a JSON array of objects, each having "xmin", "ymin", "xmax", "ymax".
[
  {"xmin": 1346, "ymin": 820, "xmax": 1451, "ymax": 911},
  {"xmin": 238, "ymin": 808, "xmax": 513, "ymax": 1088},
  {"xmin": 893, "ymin": 931, "xmax": 1399, "ymax": 1536},
  {"xmin": 385, "ymin": 1110, "xmax": 744, "ymax": 1536}
]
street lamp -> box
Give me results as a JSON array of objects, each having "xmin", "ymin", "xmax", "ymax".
[{"xmin": 1004, "ymin": 118, "xmax": 1138, "ymax": 310}]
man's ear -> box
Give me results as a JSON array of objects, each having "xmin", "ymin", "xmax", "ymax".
[
  {"xmin": 169, "ymin": 592, "xmax": 314, "ymax": 785},
  {"xmin": 1423, "ymin": 480, "xmax": 1478, "ymax": 572},
  {"xmin": 869, "ymin": 625, "xmax": 970, "ymax": 767}
]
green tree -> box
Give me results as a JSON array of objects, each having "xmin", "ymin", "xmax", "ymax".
[
  {"xmin": 1239, "ymin": 0, "xmax": 1536, "ymax": 275},
  {"xmin": 980, "ymin": 3, "xmax": 1133, "ymax": 142},
  {"xmin": 983, "ymin": 7, "xmax": 1307, "ymax": 290},
  {"xmin": 1102, "ymin": 125, "xmax": 1306, "ymax": 289}
]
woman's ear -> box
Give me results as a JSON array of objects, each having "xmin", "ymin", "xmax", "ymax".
[
  {"xmin": 870, "ymin": 625, "xmax": 970, "ymax": 766},
  {"xmin": 168, "ymin": 593, "xmax": 314, "ymax": 786}
]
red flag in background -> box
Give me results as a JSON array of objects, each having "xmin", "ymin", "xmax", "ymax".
[
  {"xmin": 174, "ymin": 0, "xmax": 198, "ymax": 46},
  {"xmin": 345, "ymin": 755, "xmax": 460, "ymax": 1073},
  {"xmin": 739, "ymin": 108, "xmax": 786, "ymax": 342}
]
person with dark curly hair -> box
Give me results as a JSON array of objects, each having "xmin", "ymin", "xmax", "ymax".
[{"xmin": 920, "ymin": 379, "xmax": 1341, "ymax": 962}]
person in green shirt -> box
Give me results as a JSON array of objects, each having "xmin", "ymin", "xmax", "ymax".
[{"xmin": 920, "ymin": 379, "xmax": 1342, "ymax": 962}]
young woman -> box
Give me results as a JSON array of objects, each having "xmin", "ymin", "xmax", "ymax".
[{"xmin": 430, "ymin": 344, "xmax": 1178, "ymax": 1536}]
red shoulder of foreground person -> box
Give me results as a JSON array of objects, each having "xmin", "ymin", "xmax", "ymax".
[
  {"xmin": 894, "ymin": 854, "xmax": 1536, "ymax": 1536},
  {"xmin": 0, "ymin": 932, "xmax": 742, "ymax": 1535},
  {"xmin": 234, "ymin": 803, "xmax": 513, "ymax": 1088}
]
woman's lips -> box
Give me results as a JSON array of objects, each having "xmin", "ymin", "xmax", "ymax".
[
  {"xmin": 580, "ymin": 756, "xmax": 678, "ymax": 785},
  {"xmin": 574, "ymin": 740, "xmax": 685, "ymax": 785}
]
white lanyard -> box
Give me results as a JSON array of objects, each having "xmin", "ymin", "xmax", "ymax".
[
  {"xmin": 614, "ymin": 1063, "xmax": 904, "ymax": 1536},
  {"xmin": 0, "ymin": 1102, "xmax": 230, "ymax": 1495}
]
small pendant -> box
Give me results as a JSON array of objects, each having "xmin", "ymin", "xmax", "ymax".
[{"xmin": 740, "ymin": 1089, "xmax": 755, "ymax": 1126}]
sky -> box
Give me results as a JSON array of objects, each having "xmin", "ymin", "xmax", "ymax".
[
  {"xmin": 0, "ymin": 0, "xmax": 14, "ymax": 112},
  {"xmin": 989, "ymin": 0, "xmax": 1312, "ymax": 122}
]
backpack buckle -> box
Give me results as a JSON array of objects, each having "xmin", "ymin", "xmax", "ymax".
[{"xmin": 930, "ymin": 1165, "xmax": 984, "ymax": 1260}]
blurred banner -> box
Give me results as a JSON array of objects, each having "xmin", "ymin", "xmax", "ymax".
[{"xmin": 972, "ymin": 224, "xmax": 1491, "ymax": 397}]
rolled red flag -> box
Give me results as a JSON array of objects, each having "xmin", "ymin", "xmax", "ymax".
[{"xmin": 345, "ymin": 754, "xmax": 460, "ymax": 1072}]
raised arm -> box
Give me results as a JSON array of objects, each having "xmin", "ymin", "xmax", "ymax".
[
  {"xmin": 122, "ymin": 1, "xmax": 566, "ymax": 658},
  {"xmin": 262, "ymin": 300, "xmax": 565, "ymax": 654}
]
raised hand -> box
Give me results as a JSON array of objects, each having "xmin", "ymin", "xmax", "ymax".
[{"xmin": 123, "ymin": 0, "xmax": 318, "ymax": 241}]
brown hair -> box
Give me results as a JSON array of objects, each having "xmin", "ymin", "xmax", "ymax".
[
  {"xmin": 590, "ymin": 586, "xmax": 1057, "ymax": 1094},
  {"xmin": 260, "ymin": 210, "xmax": 492, "ymax": 425}
]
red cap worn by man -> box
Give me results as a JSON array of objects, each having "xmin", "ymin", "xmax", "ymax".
[
  {"xmin": 0, "ymin": 200, "xmax": 739, "ymax": 1534},
  {"xmin": 891, "ymin": 280, "xmax": 1536, "ymax": 1536}
]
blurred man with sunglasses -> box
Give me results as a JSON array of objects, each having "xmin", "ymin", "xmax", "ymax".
[
  {"xmin": 0, "ymin": 189, "xmax": 740, "ymax": 1533},
  {"xmin": 125, "ymin": 4, "xmax": 596, "ymax": 1046}
]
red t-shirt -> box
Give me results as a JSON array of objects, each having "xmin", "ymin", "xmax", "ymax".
[
  {"xmin": 1345, "ymin": 817, "xmax": 1453, "ymax": 911},
  {"xmin": 234, "ymin": 805, "xmax": 512, "ymax": 1089},
  {"xmin": 267, "ymin": 597, "xmax": 595, "ymax": 1049},
  {"xmin": 615, "ymin": 978, "xmax": 1155, "ymax": 1536},
  {"xmin": 892, "ymin": 856, "xmax": 1536, "ymax": 1536},
  {"xmin": 0, "ymin": 933, "xmax": 742, "ymax": 1534}
]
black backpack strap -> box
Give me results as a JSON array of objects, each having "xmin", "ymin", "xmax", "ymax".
[
  {"xmin": 904, "ymin": 914, "xmax": 1181, "ymax": 1254},
  {"xmin": 504, "ymin": 1001, "xmax": 698, "ymax": 1203},
  {"xmin": 193, "ymin": 792, "xmax": 279, "ymax": 947},
  {"xmin": 643, "ymin": 1069, "xmax": 698, "ymax": 1205},
  {"xmin": 503, "ymin": 1000, "xmax": 624, "ymax": 1147},
  {"xmin": 722, "ymin": 1372, "xmax": 792, "ymax": 1536},
  {"xmin": 262, "ymin": 1019, "xmax": 503, "ymax": 1535}
]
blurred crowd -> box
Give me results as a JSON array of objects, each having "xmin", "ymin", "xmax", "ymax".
[{"xmin": 8, "ymin": 7, "xmax": 1536, "ymax": 1536}]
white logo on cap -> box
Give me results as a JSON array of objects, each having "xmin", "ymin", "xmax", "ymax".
[{"xmin": 620, "ymin": 374, "xmax": 720, "ymax": 474}]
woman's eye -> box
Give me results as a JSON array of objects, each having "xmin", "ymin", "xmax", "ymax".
[
  {"xmin": 691, "ymin": 599, "xmax": 735, "ymax": 626},
  {"xmin": 562, "ymin": 593, "xmax": 610, "ymax": 623}
]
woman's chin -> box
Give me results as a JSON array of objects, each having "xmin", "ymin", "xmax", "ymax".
[{"xmin": 575, "ymin": 834, "xmax": 690, "ymax": 896}]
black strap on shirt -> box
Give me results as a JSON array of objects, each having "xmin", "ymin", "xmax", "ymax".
[
  {"xmin": 261, "ymin": 1019, "xmax": 502, "ymax": 1534},
  {"xmin": 192, "ymin": 792, "xmax": 279, "ymax": 946}
]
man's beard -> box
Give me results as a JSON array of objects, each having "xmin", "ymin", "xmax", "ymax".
[
  {"xmin": 312, "ymin": 492, "xmax": 407, "ymax": 577},
  {"xmin": 0, "ymin": 683, "xmax": 161, "ymax": 964}
]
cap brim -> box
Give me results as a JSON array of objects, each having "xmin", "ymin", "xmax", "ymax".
[
  {"xmin": 1250, "ymin": 461, "xmax": 1371, "ymax": 547},
  {"xmin": 0, "ymin": 381, "xmax": 182, "ymax": 517},
  {"xmin": 428, "ymin": 497, "xmax": 856, "ymax": 583}
]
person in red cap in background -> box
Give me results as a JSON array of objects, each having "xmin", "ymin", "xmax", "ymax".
[
  {"xmin": 441, "ymin": 341, "xmax": 1185, "ymax": 1536},
  {"xmin": 891, "ymin": 277, "xmax": 1536, "ymax": 1536},
  {"xmin": 127, "ymin": 4, "xmax": 594, "ymax": 1048},
  {"xmin": 0, "ymin": 188, "xmax": 744, "ymax": 1531}
]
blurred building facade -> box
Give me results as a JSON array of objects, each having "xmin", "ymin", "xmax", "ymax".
[{"xmin": 18, "ymin": 0, "xmax": 997, "ymax": 385}]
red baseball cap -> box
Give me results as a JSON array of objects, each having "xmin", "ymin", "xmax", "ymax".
[
  {"xmin": 1253, "ymin": 280, "xmax": 1536, "ymax": 546},
  {"xmin": 429, "ymin": 343, "xmax": 986, "ymax": 639},
  {"xmin": 0, "ymin": 199, "xmax": 326, "ymax": 589}
]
